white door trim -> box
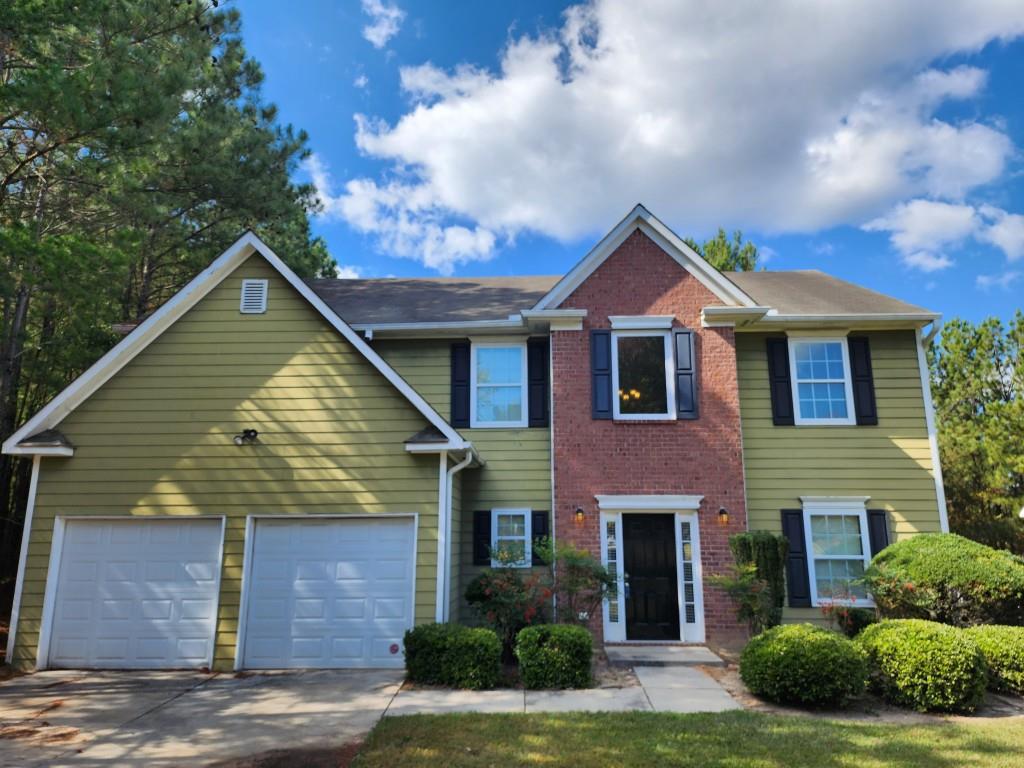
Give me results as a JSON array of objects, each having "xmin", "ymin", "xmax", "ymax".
[
  {"xmin": 235, "ymin": 512, "xmax": 419, "ymax": 671},
  {"xmin": 599, "ymin": 508, "xmax": 705, "ymax": 644},
  {"xmin": 36, "ymin": 515, "xmax": 226, "ymax": 671}
]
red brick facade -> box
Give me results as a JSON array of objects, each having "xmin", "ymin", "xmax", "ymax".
[{"xmin": 552, "ymin": 229, "xmax": 748, "ymax": 644}]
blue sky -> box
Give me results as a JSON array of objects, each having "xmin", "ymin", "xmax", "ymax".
[{"xmin": 240, "ymin": 0, "xmax": 1024, "ymax": 324}]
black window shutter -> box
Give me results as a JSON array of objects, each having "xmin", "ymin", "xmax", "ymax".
[
  {"xmin": 866, "ymin": 509, "xmax": 890, "ymax": 557},
  {"xmin": 451, "ymin": 341, "xmax": 471, "ymax": 428},
  {"xmin": 848, "ymin": 336, "xmax": 878, "ymax": 426},
  {"xmin": 591, "ymin": 330, "xmax": 612, "ymax": 419},
  {"xmin": 673, "ymin": 329, "xmax": 698, "ymax": 420},
  {"xmin": 780, "ymin": 510, "xmax": 811, "ymax": 607},
  {"xmin": 531, "ymin": 511, "xmax": 549, "ymax": 565},
  {"xmin": 472, "ymin": 510, "xmax": 491, "ymax": 565},
  {"xmin": 527, "ymin": 338, "xmax": 549, "ymax": 427},
  {"xmin": 766, "ymin": 338, "xmax": 795, "ymax": 426}
]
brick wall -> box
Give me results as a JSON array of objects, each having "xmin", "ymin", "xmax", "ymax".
[{"xmin": 552, "ymin": 229, "xmax": 748, "ymax": 644}]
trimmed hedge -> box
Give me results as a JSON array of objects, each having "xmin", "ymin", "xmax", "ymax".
[
  {"xmin": 515, "ymin": 624, "xmax": 592, "ymax": 689},
  {"xmin": 739, "ymin": 624, "xmax": 867, "ymax": 708},
  {"xmin": 966, "ymin": 625, "xmax": 1024, "ymax": 695},
  {"xmin": 857, "ymin": 619, "xmax": 987, "ymax": 713},
  {"xmin": 863, "ymin": 533, "xmax": 1024, "ymax": 627},
  {"xmin": 404, "ymin": 623, "xmax": 501, "ymax": 690}
]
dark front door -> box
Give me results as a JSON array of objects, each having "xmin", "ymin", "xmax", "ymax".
[{"xmin": 623, "ymin": 514, "xmax": 680, "ymax": 640}]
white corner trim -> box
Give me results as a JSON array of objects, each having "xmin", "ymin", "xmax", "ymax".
[
  {"xmin": 3, "ymin": 231, "xmax": 468, "ymax": 455},
  {"xmin": 596, "ymin": 494, "xmax": 704, "ymax": 510},
  {"xmin": 5, "ymin": 455, "xmax": 40, "ymax": 664},
  {"xmin": 800, "ymin": 496, "xmax": 871, "ymax": 508},
  {"xmin": 531, "ymin": 205, "xmax": 758, "ymax": 311},
  {"xmin": 916, "ymin": 327, "xmax": 950, "ymax": 533},
  {"xmin": 609, "ymin": 315, "xmax": 674, "ymax": 330}
]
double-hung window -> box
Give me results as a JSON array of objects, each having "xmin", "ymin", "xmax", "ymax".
[
  {"xmin": 788, "ymin": 338, "xmax": 855, "ymax": 425},
  {"xmin": 611, "ymin": 328, "xmax": 675, "ymax": 420},
  {"xmin": 471, "ymin": 342, "xmax": 528, "ymax": 428},
  {"xmin": 490, "ymin": 508, "xmax": 531, "ymax": 567},
  {"xmin": 804, "ymin": 504, "xmax": 872, "ymax": 605}
]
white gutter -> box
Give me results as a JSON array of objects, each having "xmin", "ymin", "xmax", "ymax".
[{"xmin": 440, "ymin": 450, "xmax": 475, "ymax": 622}]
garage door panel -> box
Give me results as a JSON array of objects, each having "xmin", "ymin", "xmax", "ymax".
[
  {"xmin": 242, "ymin": 517, "xmax": 415, "ymax": 669},
  {"xmin": 48, "ymin": 519, "xmax": 222, "ymax": 669}
]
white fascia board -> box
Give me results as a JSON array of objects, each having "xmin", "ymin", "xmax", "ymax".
[
  {"xmin": 532, "ymin": 204, "xmax": 759, "ymax": 312},
  {"xmin": 4, "ymin": 231, "xmax": 467, "ymax": 453},
  {"xmin": 752, "ymin": 312, "xmax": 941, "ymax": 329},
  {"xmin": 596, "ymin": 494, "xmax": 704, "ymax": 510},
  {"xmin": 6, "ymin": 445, "xmax": 74, "ymax": 457},
  {"xmin": 700, "ymin": 306, "xmax": 771, "ymax": 328},
  {"xmin": 350, "ymin": 318, "xmax": 525, "ymax": 334}
]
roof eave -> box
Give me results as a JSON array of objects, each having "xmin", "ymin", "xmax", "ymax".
[{"xmin": 742, "ymin": 312, "xmax": 941, "ymax": 330}]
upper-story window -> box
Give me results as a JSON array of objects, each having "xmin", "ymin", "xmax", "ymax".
[
  {"xmin": 471, "ymin": 342, "xmax": 528, "ymax": 428},
  {"xmin": 612, "ymin": 330, "xmax": 675, "ymax": 420},
  {"xmin": 788, "ymin": 338, "xmax": 855, "ymax": 426}
]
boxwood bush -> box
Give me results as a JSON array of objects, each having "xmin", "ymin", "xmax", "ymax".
[
  {"xmin": 403, "ymin": 623, "xmax": 501, "ymax": 690},
  {"xmin": 966, "ymin": 625, "xmax": 1024, "ymax": 695},
  {"xmin": 857, "ymin": 619, "xmax": 987, "ymax": 713},
  {"xmin": 863, "ymin": 533, "xmax": 1024, "ymax": 627},
  {"xmin": 739, "ymin": 624, "xmax": 867, "ymax": 708},
  {"xmin": 515, "ymin": 624, "xmax": 592, "ymax": 689}
]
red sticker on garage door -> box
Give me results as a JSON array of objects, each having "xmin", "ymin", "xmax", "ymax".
[{"xmin": 390, "ymin": 643, "xmax": 400, "ymax": 654}]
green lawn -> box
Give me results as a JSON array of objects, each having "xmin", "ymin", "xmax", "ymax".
[{"xmin": 352, "ymin": 711, "xmax": 1024, "ymax": 768}]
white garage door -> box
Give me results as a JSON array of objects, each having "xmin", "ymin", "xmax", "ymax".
[
  {"xmin": 48, "ymin": 519, "xmax": 222, "ymax": 669},
  {"xmin": 241, "ymin": 517, "xmax": 415, "ymax": 669}
]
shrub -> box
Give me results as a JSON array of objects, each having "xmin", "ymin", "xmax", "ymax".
[
  {"xmin": 465, "ymin": 569, "xmax": 550, "ymax": 661},
  {"xmin": 821, "ymin": 604, "xmax": 878, "ymax": 638},
  {"xmin": 739, "ymin": 624, "xmax": 867, "ymax": 708},
  {"xmin": 966, "ymin": 625, "xmax": 1024, "ymax": 695},
  {"xmin": 857, "ymin": 619, "xmax": 987, "ymax": 713},
  {"xmin": 403, "ymin": 623, "xmax": 501, "ymax": 690},
  {"xmin": 863, "ymin": 533, "xmax": 1024, "ymax": 627},
  {"xmin": 730, "ymin": 532, "xmax": 788, "ymax": 630},
  {"xmin": 515, "ymin": 624, "xmax": 592, "ymax": 689},
  {"xmin": 533, "ymin": 537, "xmax": 616, "ymax": 626}
]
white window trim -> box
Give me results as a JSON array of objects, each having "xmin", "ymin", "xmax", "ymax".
[
  {"xmin": 490, "ymin": 508, "xmax": 532, "ymax": 568},
  {"xmin": 802, "ymin": 501, "xmax": 874, "ymax": 608},
  {"xmin": 788, "ymin": 336, "xmax": 856, "ymax": 426},
  {"xmin": 470, "ymin": 341, "xmax": 528, "ymax": 428},
  {"xmin": 611, "ymin": 329, "xmax": 676, "ymax": 421}
]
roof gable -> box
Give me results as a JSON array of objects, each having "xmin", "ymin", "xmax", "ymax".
[
  {"xmin": 3, "ymin": 232, "xmax": 468, "ymax": 455},
  {"xmin": 532, "ymin": 204, "xmax": 758, "ymax": 311}
]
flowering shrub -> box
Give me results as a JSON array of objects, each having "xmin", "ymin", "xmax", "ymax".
[
  {"xmin": 465, "ymin": 569, "xmax": 550, "ymax": 660},
  {"xmin": 820, "ymin": 603, "xmax": 878, "ymax": 638}
]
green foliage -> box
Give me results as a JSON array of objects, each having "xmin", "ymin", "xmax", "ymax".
[
  {"xmin": 533, "ymin": 537, "xmax": 616, "ymax": 626},
  {"xmin": 966, "ymin": 625, "xmax": 1024, "ymax": 695},
  {"xmin": 820, "ymin": 605, "xmax": 878, "ymax": 638},
  {"xmin": 857, "ymin": 619, "xmax": 987, "ymax": 713},
  {"xmin": 403, "ymin": 623, "xmax": 501, "ymax": 690},
  {"xmin": 863, "ymin": 533, "xmax": 1024, "ymax": 626},
  {"xmin": 708, "ymin": 564, "xmax": 777, "ymax": 637},
  {"xmin": 727, "ymin": 531, "xmax": 788, "ymax": 632},
  {"xmin": 515, "ymin": 624, "xmax": 592, "ymax": 689},
  {"xmin": 465, "ymin": 569, "xmax": 550, "ymax": 660},
  {"xmin": 929, "ymin": 314, "xmax": 1024, "ymax": 553},
  {"xmin": 739, "ymin": 624, "xmax": 867, "ymax": 708},
  {"xmin": 684, "ymin": 228, "xmax": 760, "ymax": 271}
]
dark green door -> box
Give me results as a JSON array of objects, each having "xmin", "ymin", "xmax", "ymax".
[{"xmin": 623, "ymin": 514, "xmax": 680, "ymax": 640}]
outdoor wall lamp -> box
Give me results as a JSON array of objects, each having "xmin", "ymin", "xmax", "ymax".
[
  {"xmin": 574, "ymin": 506, "xmax": 586, "ymax": 524},
  {"xmin": 233, "ymin": 428, "xmax": 259, "ymax": 446},
  {"xmin": 718, "ymin": 507, "xmax": 730, "ymax": 525}
]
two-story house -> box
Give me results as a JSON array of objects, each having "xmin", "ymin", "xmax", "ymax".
[{"xmin": 3, "ymin": 205, "xmax": 947, "ymax": 671}]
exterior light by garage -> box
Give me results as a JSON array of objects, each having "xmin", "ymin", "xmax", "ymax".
[{"xmin": 233, "ymin": 429, "xmax": 259, "ymax": 446}]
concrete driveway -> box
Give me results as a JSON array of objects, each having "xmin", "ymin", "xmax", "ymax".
[{"xmin": 0, "ymin": 668, "xmax": 403, "ymax": 767}]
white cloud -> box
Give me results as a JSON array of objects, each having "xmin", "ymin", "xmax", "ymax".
[
  {"xmin": 354, "ymin": 74, "xmax": 369, "ymax": 90},
  {"xmin": 361, "ymin": 0, "xmax": 405, "ymax": 49},
  {"xmin": 333, "ymin": 264, "xmax": 362, "ymax": 279},
  {"xmin": 327, "ymin": 0, "xmax": 1024, "ymax": 270},
  {"xmin": 978, "ymin": 205, "xmax": 1024, "ymax": 261},
  {"xmin": 976, "ymin": 271, "xmax": 1022, "ymax": 290}
]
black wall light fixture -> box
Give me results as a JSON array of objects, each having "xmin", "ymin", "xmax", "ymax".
[{"xmin": 233, "ymin": 428, "xmax": 259, "ymax": 446}]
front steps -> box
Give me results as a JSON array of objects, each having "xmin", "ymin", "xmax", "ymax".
[{"xmin": 604, "ymin": 645, "xmax": 725, "ymax": 667}]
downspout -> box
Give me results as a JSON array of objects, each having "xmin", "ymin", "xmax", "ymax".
[{"xmin": 442, "ymin": 450, "xmax": 475, "ymax": 622}]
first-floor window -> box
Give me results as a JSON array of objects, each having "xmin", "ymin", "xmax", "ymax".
[
  {"xmin": 805, "ymin": 508, "xmax": 871, "ymax": 604},
  {"xmin": 491, "ymin": 508, "xmax": 531, "ymax": 567}
]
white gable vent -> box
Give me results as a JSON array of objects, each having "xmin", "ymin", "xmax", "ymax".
[{"xmin": 240, "ymin": 279, "xmax": 268, "ymax": 314}]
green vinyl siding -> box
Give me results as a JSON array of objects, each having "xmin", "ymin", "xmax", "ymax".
[
  {"xmin": 737, "ymin": 330, "xmax": 943, "ymax": 623},
  {"xmin": 374, "ymin": 339, "xmax": 552, "ymax": 619},
  {"xmin": 449, "ymin": 466, "xmax": 463, "ymax": 622},
  {"xmin": 12, "ymin": 254, "xmax": 441, "ymax": 671}
]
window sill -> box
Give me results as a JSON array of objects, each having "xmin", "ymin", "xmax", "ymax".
[{"xmin": 813, "ymin": 599, "xmax": 876, "ymax": 609}]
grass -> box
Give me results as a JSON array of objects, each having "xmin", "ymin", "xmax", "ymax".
[{"xmin": 352, "ymin": 710, "xmax": 1024, "ymax": 768}]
